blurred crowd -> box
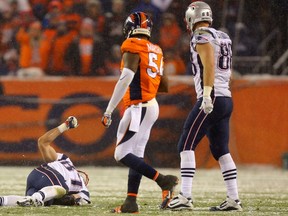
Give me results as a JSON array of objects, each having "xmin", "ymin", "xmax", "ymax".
[
  {"xmin": 0, "ymin": 0, "xmax": 287, "ymax": 77},
  {"xmin": 0, "ymin": 0, "xmax": 190, "ymax": 77}
]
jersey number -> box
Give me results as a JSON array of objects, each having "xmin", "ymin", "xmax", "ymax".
[
  {"xmin": 218, "ymin": 42, "xmax": 232, "ymax": 70},
  {"xmin": 147, "ymin": 52, "xmax": 163, "ymax": 78},
  {"xmin": 60, "ymin": 161, "xmax": 82, "ymax": 186},
  {"xmin": 190, "ymin": 42, "xmax": 232, "ymax": 75}
]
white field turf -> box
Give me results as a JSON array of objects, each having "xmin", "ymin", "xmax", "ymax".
[{"xmin": 0, "ymin": 166, "xmax": 287, "ymax": 216}]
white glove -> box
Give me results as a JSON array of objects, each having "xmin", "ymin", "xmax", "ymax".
[
  {"xmin": 101, "ymin": 112, "xmax": 112, "ymax": 128},
  {"xmin": 65, "ymin": 116, "xmax": 79, "ymax": 129},
  {"xmin": 200, "ymin": 96, "xmax": 213, "ymax": 114},
  {"xmin": 75, "ymin": 197, "xmax": 90, "ymax": 206}
]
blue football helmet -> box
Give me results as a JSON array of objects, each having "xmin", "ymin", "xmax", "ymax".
[{"xmin": 123, "ymin": 12, "xmax": 153, "ymax": 39}]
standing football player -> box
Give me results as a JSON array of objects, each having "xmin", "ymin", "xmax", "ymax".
[
  {"xmin": 167, "ymin": 1, "xmax": 242, "ymax": 211},
  {"xmin": 0, "ymin": 116, "xmax": 90, "ymax": 207},
  {"xmin": 101, "ymin": 12, "xmax": 178, "ymax": 213}
]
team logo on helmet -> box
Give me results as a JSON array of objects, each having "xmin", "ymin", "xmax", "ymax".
[{"xmin": 123, "ymin": 12, "xmax": 153, "ymax": 39}]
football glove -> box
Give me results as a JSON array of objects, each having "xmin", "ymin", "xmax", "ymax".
[
  {"xmin": 75, "ymin": 197, "xmax": 90, "ymax": 206},
  {"xmin": 200, "ymin": 96, "xmax": 213, "ymax": 114},
  {"xmin": 65, "ymin": 116, "xmax": 79, "ymax": 129},
  {"xmin": 101, "ymin": 112, "xmax": 112, "ymax": 128}
]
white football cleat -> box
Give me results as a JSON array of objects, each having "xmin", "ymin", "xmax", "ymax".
[
  {"xmin": 210, "ymin": 197, "xmax": 243, "ymax": 211},
  {"xmin": 167, "ymin": 193, "xmax": 193, "ymax": 211},
  {"xmin": 17, "ymin": 196, "xmax": 44, "ymax": 207}
]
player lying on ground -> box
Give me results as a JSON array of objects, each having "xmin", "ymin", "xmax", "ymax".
[{"xmin": 0, "ymin": 116, "xmax": 90, "ymax": 207}]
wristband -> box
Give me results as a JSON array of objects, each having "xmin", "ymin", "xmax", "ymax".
[
  {"xmin": 57, "ymin": 123, "xmax": 68, "ymax": 133},
  {"xmin": 203, "ymin": 86, "xmax": 212, "ymax": 97}
]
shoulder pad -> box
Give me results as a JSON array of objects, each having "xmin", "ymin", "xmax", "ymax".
[
  {"xmin": 194, "ymin": 27, "xmax": 215, "ymax": 37},
  {"xmin": 193, "ymin": 27, "xmax": 216, "ymax": 45}
]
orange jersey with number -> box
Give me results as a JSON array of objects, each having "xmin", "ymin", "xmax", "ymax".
[{"xmin": 120, "ymin": 37, "xmax": 164, "ymax": 107}]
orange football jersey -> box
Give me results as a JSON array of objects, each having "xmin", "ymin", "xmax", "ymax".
[{"xmin": 120, "ymin": 37, "xmax": 164, "ymax": 107}]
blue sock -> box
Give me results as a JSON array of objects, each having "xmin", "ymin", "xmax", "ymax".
[
  {"xmin": 120, "ymin": 153, "xmax": 157, "ymax": 180},
  {"xmin": 0, "ymin": 197, "xmax": 4, "ymax": 206},
  {"xmin": 127, "ymin": 166, "xmax": 142, "ymax": 196}
]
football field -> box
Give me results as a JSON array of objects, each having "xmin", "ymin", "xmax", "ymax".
[{"xmin": 0, "ymin": 166, "xmax": 287, "ymax": 215}]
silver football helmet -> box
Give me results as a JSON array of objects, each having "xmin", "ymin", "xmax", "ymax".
[{"xmin": 185, "ymin": 1, "xmax": 213, "ymax": 32}]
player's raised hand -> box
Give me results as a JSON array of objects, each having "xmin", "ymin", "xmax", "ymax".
[
  {"xmin": 200, "ymin": 96, "xmax": 213, "ymax": 114},
  {"xmin": 65, "ymin": 116, "xmax": 79, "ymax": 129},
  {"xmin": 101, "ymin": 112, "xmax": 112, "ymax": 128}
]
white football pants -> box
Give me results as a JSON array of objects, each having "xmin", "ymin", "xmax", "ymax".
[{"xmin": 114, "ymin": 98, "xmax": 159, "ymax": 161}]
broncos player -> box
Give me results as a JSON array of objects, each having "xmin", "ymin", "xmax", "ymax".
[
  {"xmin": 0, "ymin": 116, "xmax": 90, "ymax": 207},
  {"xmin": 167, "ymin": 1, "xmax": 242, "ymax": 211},
  {"xmin": 101, "ymin": 12, "xmax": 178, "ymax": 213}
]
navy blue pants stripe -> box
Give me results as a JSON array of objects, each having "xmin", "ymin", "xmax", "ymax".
[
  {"xmin": 178, "ymin": 97, "xmax": 233, "ymax": 160},
  {"xmin": 118, "ymin": 107, "xmax": 147, "ymax": 146}
]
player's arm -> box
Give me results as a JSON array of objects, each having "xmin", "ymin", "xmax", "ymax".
[
  {"xmin": 71, "ymin": 192, "xmax": 91, "ymax": 205},
  {"xmin": 102, "ymin": 52, "xmax": 138, "ymax": 128},
  {"xmin": 196, "ymin": 42, "xmax": 215, "ymax": 90},
  {"xmin": 196, "ymin": 42, "xmax": 215, "ymax": 114},
  {"xmin": 157, "ymin": 72, "xmax": 168, "ymax": 93},
  {"xmin": 123, "ymin": 52, "xmax": 140, "ymax": 72},
  {"xmin": 38, "ymin": 128, "xmax": 60, "ymax": 163},
  {"xmin": 38, "ymin": 116, "xmax": 78, "ymax": 163}
]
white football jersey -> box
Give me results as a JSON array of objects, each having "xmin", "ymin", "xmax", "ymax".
[
  {"xmin": 47, "ymin": 153, "xmax": 89, "ymax": 201},
  {"xmin": 190, "ymin": 27, "xmax": 232, "ymax": 99}
]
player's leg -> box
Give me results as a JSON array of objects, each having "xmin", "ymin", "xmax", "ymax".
[
  {"xmin": 112, "ymin": 106, "xmax": 143, "ymax": 213},
  {"xmin": 0, "ymin": 196, "xmax": 25, "ymax": 206},
  {"xmin": 18, "ymin": 167, "xmax": 68, "ymax": 207},
  {"xmin": 132, "ymin": 103, "xmax": 178, "ymax": 209},
  {"xmin": 113, "ymin": 101, "xmax": 178, "ymax": 212},
  {"xmin": 114, "ymin": 102, "xmax": 159, "ymax": 181},
  {"xmin": 207, "ymin": 97, "xmax": 242, "ymax": 211},
  {"xmin": 17, "ymin": 186, "xmax": 66, "ymax": 207},
  {"xmin": 168, "ymin": 100, "xmax": 209, "ymax": 210},
  {"xmin": 116, "ymin": 103, "xmax": 178, "ymax": 186},
  {"xmin": 26, "ymin": 167, "xmax": 68, "ymax": 195}
]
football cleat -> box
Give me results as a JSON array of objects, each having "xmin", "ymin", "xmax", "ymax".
[
  {"xmin": 167, "ymin": 193, "xmax": 193, "ymax": 211},
  {"xmin": 210, "ymin": 197, "xmax": 243, "ymax": 211},
  {"xmin": 158, "ymin": 175, "xmax": 179, "ymax": 209},
  {"xmin": 111, "ymin": 197, "xmax": 139, "ymax": 214},
  {"xmin": 17, "ymin": 196, "xmax": 44, "ymax": 207}
]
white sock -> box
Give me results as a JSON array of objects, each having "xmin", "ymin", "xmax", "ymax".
[
  {"xmin": 218, "ymin": 153, "xmax": 239, "ymax": 200},
  {"xmin": 180, "ymin": 150, "xmax": 196, "ymax": 199},
  {"xmin": 0, "ymin": 196, "xmax": 24, "ymax": 206},
  {"xmin": 32, "ymin": 186, "xmax": 66, "ymax": 202}
]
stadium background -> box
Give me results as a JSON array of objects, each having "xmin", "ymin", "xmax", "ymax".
[{"xmin": 0, "ymin": 0, "xmax": 287, "ymax": 168}]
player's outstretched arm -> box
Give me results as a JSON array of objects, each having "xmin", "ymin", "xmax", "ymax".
[
  {"xmin": 102, "ymin": 52, "xmax": 138, "ymax": 128},
  {"xmin": 38, "ymin": 116, "xmax": 79, "ymax": 163}
]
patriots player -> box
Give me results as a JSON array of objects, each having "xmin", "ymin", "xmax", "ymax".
[
  {"xmin": 167, "ymin": 1, "xmax": 242, "ymax": 211},
  {"xmin": 0, "ymin": 116, "xmax": 90, "ymax": 207},
  {"xmin": 101, "ymin": 12, "xmax": 178, "ymax": 213}
]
